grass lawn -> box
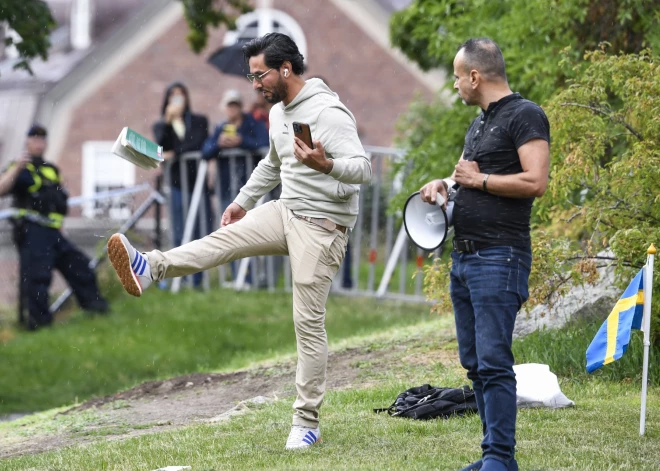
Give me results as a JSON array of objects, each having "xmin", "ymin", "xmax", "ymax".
[
  {"xmin": 0, "ymin": 287, "xmax": 432, "ymax": 416},
  {"xmin": 2, "ymin": 268, "xmax": 659, "ymax": 470},
  {"xmin": 1, "ymin": 317, "xmax": 658, "ymax": 471}
]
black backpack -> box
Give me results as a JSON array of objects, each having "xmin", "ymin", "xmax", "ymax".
[{"xmin": 374, "ymin": 384, "xmax": 478, "ymax": 420}]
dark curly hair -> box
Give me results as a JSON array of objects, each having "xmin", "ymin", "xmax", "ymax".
[{"xmin": 242, "ymin": 32, "xmax": 305, "ymax": 75}]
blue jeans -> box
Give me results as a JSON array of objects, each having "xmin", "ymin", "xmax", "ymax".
[
  {"xmin": 170, "ymin": 186, "xmax": 213, "ymax": 288},
  {"xmin": 450, "ymin": 246, "xmax": 532, "ymax": 466}
]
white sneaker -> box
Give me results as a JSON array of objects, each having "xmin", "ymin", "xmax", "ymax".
[
  {"xmin": 285, "ymin": 425, "xmax": 321, "ymax": 450},
  {"xmin": 107, "ymin": 233, "xmax": 152, "ymax": 297}
]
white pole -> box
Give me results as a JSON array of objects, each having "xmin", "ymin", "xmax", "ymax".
[
  {"xmin": 640, "ymin": 243, "xmax": 656, "ymax": 436},
  {"xmin": 376, "ymin": 226, "xmax": 408, "ymax": 297},
  {"xmin": 171, "ymin": 160, "xmax": 208, "ymax": 294}
]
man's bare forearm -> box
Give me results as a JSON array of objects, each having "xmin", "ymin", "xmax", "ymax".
[{"xmin": 0, "ymin": 167, "xmax": 20, "ymax": 196}]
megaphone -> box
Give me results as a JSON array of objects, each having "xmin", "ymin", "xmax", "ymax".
[{"xmin": 403, "ymin": 191, "xmax": 454, "ymax": 251}]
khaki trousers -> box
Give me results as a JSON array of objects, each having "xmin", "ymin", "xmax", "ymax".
[{"xmin": 147, "ymin": 200, "xmax": 348, "ymax": 427}]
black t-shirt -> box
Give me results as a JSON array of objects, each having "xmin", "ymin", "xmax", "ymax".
[{"xmin": 453, "ymin": 93, "xmax": 550, "ymax": 248}]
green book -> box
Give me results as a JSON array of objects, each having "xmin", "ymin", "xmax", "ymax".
[{"xmin": 112, "ymin": 127, "xmax": 164, "ymax": 170}]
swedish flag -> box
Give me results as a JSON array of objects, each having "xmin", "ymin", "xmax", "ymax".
[{"xmin": 586, "ymin": 268, "xmax": 645, "ymax": 373}]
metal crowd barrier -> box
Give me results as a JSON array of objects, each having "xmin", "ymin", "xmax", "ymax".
[
  {"xmin": 0, "ymin": 184, "xmax": 165, "ymax": 322},
  {"xmin": 163, "ymin": 146, "xmax": 440, "ymax": 303}
]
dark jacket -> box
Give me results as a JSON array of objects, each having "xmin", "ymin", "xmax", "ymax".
[
  {"xmin": 201, "ymin": 113, "xmax": 269, "ymax": 161},
  {"xmin": 153, "ymin": 82, "xmax": 209, "ymax": 190},
  {"xmin": 2, "ymin": 156, "xmax": 68, "ymax": 229}
]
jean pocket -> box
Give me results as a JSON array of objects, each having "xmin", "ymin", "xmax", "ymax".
[
  {"xmin": 511, "ymin": 247, "xmax": 532, "ymax": 270},
  {"xmin": 475, "ymin": 246, "xmax": 512, "ymax": 263},
  {"xmin": 516, "ymin": 259, "xmax": 531, "ymax": 304}
]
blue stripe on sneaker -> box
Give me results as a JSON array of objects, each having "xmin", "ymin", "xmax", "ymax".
[
  {"xmin": 131, "ymin": 254, "xmax": 139, "ymax": 271},
  {"xmin": 133, "ymin": 253, "xmax": 144, "ymax": 275},
  {"xmin": 136, "ymin": 257, "xmax": 145, "ymax": 276},
  {"xmin": 302, "ymin": 438, "xmax": 313, "ymax": 445}
]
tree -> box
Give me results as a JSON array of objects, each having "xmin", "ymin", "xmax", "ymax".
[
  {"xmin": 1, "ymin": 0, "xmax": 56, "ymax": 75},
  {"xmin": 389, "ymin": 0, "xmax": 660, "ymax": 207},
  {"xmin": 182, "ymin": 0, "xmax": 252, "ymax": 53},
  {"xmin": 392, "ymin": 0, "xmax": 660, "ymax": 350},
  {"xmin": 540, "ymin": 48, "xmax": 660, "ymax": 340},
  {"xmin": 2, "ymin": 0, "xmax": 251, "ymax": 76},
  {"xmin": 414, "ymin": 47, "xmax": 660, "ymax": 345}
]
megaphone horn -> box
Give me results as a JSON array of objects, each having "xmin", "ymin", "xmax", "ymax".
[{"xmin": 403, "ymin": 191, "xmax": 454, "ymax": 251}]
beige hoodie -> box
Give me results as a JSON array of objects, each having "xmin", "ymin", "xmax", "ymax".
[{"xmin": 234, "ymin": 78, "xmax": 371, "ymax": 228}]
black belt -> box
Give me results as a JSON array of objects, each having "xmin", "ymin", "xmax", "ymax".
[{"xmin": 452, "ymin": 239, "xmax": 497, "ymax": 254}]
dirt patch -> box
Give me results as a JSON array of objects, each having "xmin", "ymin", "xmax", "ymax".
[{"xmin": 1, "ymin": 339, "xmax": 456, "ymax": 460}]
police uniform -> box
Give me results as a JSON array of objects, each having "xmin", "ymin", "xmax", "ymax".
[{"xmin": 6, "ymin": 126, "xmax": 108, "ymax": 330}]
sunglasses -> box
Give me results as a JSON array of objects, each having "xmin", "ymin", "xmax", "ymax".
[{"xmin": 246, "ymin": 68, "xmax": 274, "ymax": 83}]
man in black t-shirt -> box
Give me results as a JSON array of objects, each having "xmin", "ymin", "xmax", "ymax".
[{"xmin": 420, "ymin": 39, "xmax": 550, "ymax": 471}]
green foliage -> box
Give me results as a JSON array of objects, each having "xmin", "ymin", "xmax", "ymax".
[
  {"xmin": 391, "ymin": 0, "xmax": 587, "ymax": 103},
  {"xmin": 0, "ymin": 0, "xmax": 55, "ymax": 75},
  {"xmin": 182, "ymin": 0, "xmax": 252, "ymax": 53},
  {"xmin": 395, "ymin": 0, "xmax": 660, "ymax": 348},
  {"xmin": 541, "ymin": 47, "xmax": 660, "ymax": 341},
  {"xmin": 1, "ymin": 0, "xmax": 252, "ymax": 75},
  {"xmin": 389, "ymin": 0, "xmax": 660, "ymax": 204}
]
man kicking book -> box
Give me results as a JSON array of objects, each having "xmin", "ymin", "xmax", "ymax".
[{"xmin": 107, "ymin": 33, "xmax": 371, "ymax": 450}]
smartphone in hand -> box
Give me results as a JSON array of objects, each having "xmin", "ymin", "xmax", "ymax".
[{"xmin": 293, "ymin": 122, "xmax": 314, "ymax": 149}]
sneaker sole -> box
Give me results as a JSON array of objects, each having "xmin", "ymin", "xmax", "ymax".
[{"xmin": 107, "ymin": 234, "xmax": 142, "ymax": 297}]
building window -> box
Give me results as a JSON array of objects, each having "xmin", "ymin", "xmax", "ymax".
[
  {"xmin": 223, "ymin": 9, "xmax": 307, "ymax": 58},
  {"xmin": 82, "ymin": 141, "xmax": 135, "ymax": 219}
]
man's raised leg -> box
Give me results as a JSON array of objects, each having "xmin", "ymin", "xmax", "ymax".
[{"xmin": 108, "ymin": 201, "xmax": 288, "ymax": 296}]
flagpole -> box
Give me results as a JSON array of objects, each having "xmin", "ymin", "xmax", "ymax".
[{"xmin": 640, "ymin": 243, "xmax": 656, "ymax": 436}]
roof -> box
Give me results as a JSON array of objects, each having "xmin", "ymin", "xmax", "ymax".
[{"xmin": 0, "ymin": 0, "xmax": 151, "ymax": 90}]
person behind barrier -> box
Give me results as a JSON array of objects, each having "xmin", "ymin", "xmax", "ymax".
[
  {"xmin": 250, "ymin": 89, "xmax": 272, "ymax": 130},
  {"xmin": 202, "ymin": 89, "xmax": 269, "ymax": 211},
  {"xmin": 153, "ymin": 82, "xmax": 211, "ymax": 289},
  {"xmin": 106, "ymin": 33, "xmax": 371, "ymax": 450},
  {"xmin": 419, "ymin": 38, "xmax": 550, "ymax": 471},
  {"xmin": 0, "ymin": 125, "xmax": 109, "ymax": 330}
]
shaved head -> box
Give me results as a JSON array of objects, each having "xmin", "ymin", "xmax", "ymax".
[{"xmin": 457, "ymin": 38, "xmax": 507, "ymax": 82}]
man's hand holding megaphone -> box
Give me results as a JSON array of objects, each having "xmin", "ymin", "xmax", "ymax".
[
  {"xmin": 420, "ymin": 158, "xmax": 482, "ymax": 209},
  {"xmin": 419, "ymin": 179, "xmax": 449, "ymax": 209}
]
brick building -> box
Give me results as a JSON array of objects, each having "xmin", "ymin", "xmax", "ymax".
[
  {"xmin": 3, "ymin": 0, "xmax": 446, "ymax": 211},
  {"xmin": 0, "ymin": 0, "xmax": 449, "ymax": 308}
]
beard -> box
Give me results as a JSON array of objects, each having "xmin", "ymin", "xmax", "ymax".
[
  {"xmin": 263, "ymin": 77, "xmax": 287, "ymax": 104},
  {"xmin": 458, "ymin": 90, "xmax": 477, "ymax": 106}
]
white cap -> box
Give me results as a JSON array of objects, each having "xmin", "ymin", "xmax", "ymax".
[{"xmin": 221, "ymin": 89, "xmax": 243, "ymax": 107}]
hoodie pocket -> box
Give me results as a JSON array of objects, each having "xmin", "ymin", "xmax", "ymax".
[{"xmin": 336, "ymin": 182, "xmax": 358, "ymax": 201}]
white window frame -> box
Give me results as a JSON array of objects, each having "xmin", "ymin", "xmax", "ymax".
[
  {"xmin": 82, "ymin": 141, "xmax": 136, "ymax": 219},
  {"xmin": 223, "ymin": 8, "xmax": 307, "ymax": 59}
]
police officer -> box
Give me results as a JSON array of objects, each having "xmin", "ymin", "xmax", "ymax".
[{"xmin": 0, "ymin": 124, "xmax": 109, "ymax": 330}]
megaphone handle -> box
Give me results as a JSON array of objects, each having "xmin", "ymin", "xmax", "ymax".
[{"xmin": 435, "ymin": 193, "xmax": 445, "ymax": 207}]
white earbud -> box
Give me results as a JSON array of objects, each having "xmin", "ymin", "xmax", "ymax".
[{"xmin": 284, "ymin": 69, "xmax": 289, "ymax": 77}]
